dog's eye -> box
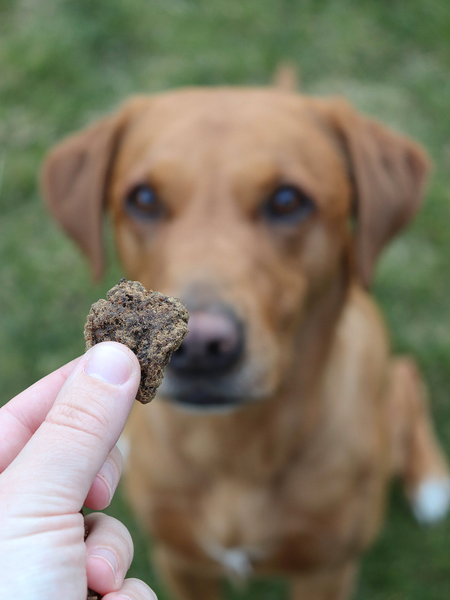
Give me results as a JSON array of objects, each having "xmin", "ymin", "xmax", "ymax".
[
  {"xmin": 126, "ymin": 185, "xmax": 164, "ymax": 219},
  {"xmin": 263, "ymin": 186, "xmax": 315, "ymax": 224}
]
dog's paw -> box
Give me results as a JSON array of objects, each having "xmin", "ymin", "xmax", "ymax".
[{"xmin": 411, "ymin": 476, "xmax": 450, "ymax": 525}]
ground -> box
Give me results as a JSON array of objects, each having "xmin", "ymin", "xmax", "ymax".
[{"xmin": 1, "ymin": 0, "xmax": 450, "ymax": 598}]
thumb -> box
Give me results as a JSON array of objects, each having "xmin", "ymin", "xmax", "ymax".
[{"xmin": 2, "ymin": 342, "xmax": 140, "ymax": 516}]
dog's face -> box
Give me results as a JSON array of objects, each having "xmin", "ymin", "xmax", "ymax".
[
  {"xmin": 42, "ymin": 88, "xmax": 429, "ymax": 410},
  {"xmin": 109, "ymin": 91, "xmax": 352, "ymax": 409}
]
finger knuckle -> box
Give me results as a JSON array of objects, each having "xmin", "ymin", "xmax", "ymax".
[
  {"xmin": 124, "ymin": 578, "xmax": 158, "ymax": 600},
  {"xmin": 46, "ymin": 388, "xmax": 110, "ymax": 441}
]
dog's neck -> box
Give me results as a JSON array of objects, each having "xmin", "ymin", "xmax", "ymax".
[{"xmin": 152, "ymin": 264, "xmax": 351, "ymax": 481}]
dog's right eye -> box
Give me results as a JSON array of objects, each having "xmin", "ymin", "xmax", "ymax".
[
  {"xmin": 126, "ymin": 185, "xmax": 164, "ymax": 220},
  {"xmin": 262, "ymin": 185, "xmax": 315, "ymax": 225}
]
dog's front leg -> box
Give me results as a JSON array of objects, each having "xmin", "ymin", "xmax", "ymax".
[
  {"xmin": 290, "ymin": 562, "xmax": 358, "ymax": 600},
  {"xmin": 154, "ymin": 546, "xmax": 221, "ymax": 600}
]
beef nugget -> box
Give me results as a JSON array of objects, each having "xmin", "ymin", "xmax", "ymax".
[{"xmin": 84, "ymin": 278, "xmax": 189, "ymax": 403}]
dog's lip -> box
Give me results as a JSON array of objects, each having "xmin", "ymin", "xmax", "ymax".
[
  {"xmin": 158, "ymin": 372, "xmax": 246, "ymax": 408},
  {"xmin": 159, "ymin": 380, "xmax": 243, "ymax": 407},
  {"xmin": 168, "ymin": 388, "xmax": 243, "ymax": 408},
  {"xmin": 159, "ymin": 365, "xmax": 274, "ymax": 409}
]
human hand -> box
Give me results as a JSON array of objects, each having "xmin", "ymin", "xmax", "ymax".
[{"xmin": 0, "ymin": 341, "xmax": 156, "ymax": 600}]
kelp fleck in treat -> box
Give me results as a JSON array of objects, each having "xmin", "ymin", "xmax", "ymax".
[{"xmin": 84, "ymin": 279, "xmax": 189, "ymax": 403}]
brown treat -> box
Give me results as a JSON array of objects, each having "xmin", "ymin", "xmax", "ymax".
[{"xmin": 84, "ymin": 278, "xmax": 189, "ymax": 403}]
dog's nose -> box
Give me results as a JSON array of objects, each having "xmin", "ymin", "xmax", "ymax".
[{"xmin": 169, "ymin": 310, "xmax": 244, "ymax": 375}]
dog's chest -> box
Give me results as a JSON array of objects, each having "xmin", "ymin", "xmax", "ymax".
[
  {"xmin": 193, "ymin": 456, "xmax": 373, "ymax": 576},
  {"xmin": 194, "ymin": 480, "xmax": 347, "ymax": 579},
  {"xmin": 195, "ymin": 477, "xmax": 279, "ymax": 577},
  {"xmin": 199, "ymin": 478, "xmax": 276, "ymax": 545}
]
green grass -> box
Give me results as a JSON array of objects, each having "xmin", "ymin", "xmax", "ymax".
[{"xmin": 2, "ymin": 0, "xmax": 450, "ymax": 597}]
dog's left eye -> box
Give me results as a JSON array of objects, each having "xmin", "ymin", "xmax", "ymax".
[
  {"xmin": 126, "ymin": 185, "xmax": 164, "ymax": 220},
  {"xmin": 262, "ymin": 186, "xmax": 315, "ymax": 224}
]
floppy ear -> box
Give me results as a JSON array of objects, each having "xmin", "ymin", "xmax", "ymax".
[
  {"xmin": 273, "ymin": 61, "xmax": 300, "ymax": 91},
  {"xmin": 41, "ymin": 98, "xmax": 148, "ymax": 280},
  {"xmin": 315, "ymin": 98, "xmax": 430, "ymax": 288}
]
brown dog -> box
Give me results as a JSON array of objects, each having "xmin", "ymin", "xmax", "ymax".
[{"xmin": 42, "ymin": 87, "xmax": 450, "ymax": 600}]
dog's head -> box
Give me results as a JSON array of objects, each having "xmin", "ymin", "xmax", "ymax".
[{"xmin": 42, "ymin": 89, "xmax": 429, "ymax": 410}]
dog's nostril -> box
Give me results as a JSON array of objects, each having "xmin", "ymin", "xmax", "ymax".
[
  {"xmin": 176, "ymin": 344, "xmax": 186, "ymax": 356},
  {"xmin": 208, "ymin": 340, "xmax": 222, "ymax": 356}
]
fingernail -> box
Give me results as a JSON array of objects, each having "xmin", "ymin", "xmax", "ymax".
[
  {"xmin": 88, "ymin": 547, "xmax": 119, "ymax": 576},
  {"xmin": 85, "ymin": 344, "xmax": 133, "ymax": 385},
  {"xmin": 96, "ymin": 460, "xmax": 116, "ymax": 504}
]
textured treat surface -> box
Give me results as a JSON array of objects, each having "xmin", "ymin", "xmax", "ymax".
[
  {"xmin": 87, "ymin": 587, "xmax": 102, "ymax": 600},
  {"xmin": 84, "ymin": 278, "xmax": 189, "ymax": 403}
]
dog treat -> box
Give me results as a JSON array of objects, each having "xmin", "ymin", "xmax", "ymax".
[{"xmin": 84, "ymin": 278, "xmax": 189, "ymax": 403}]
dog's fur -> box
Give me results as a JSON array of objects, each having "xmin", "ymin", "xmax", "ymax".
[{"xmin": 42, "ymin": 86, "xmax": 450, "ymax": 600}]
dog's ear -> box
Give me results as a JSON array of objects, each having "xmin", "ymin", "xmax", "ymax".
[
  {"xmin": 41, "ymin": 97, "xmax": 148, "ymax": 280},
  {"xmin": 273, "ymin": 62, "xmax": 300, "ymax": 91},
  {"xmin": 314, "ymin": 98, "xmax": 430, "ymax": 288}
]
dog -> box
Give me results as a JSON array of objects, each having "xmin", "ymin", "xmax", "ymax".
[{"xmin": 42, "ymin": 85, "xmax": 450, "ymax": 600}]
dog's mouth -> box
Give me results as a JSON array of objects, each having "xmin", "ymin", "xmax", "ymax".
[
  {"xmin": 157, "ymin": 373, "xmax": 245, "ymax": 412},
  {"xmin": 155, "ymin": 300, "xmax": 276, "ymax": 411}
]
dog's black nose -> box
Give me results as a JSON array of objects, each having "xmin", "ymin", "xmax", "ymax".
[{"xmin": 170, "ymin": 309, "xmax": 244, "ymax": 375}]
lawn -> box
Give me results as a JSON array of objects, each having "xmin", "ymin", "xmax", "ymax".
[{"xmin": 1, "ymin": 0, "xmax": 450, "ymax": 598}]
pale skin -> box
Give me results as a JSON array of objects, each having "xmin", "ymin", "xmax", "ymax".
[{"xmin": 0, "ymin": 341, "xmax": 156, "ymax": 600}]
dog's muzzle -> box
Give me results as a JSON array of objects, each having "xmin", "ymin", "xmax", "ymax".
[{"xmin": 161, "ymin": 304, "xmax": 247, "ymax": 409}]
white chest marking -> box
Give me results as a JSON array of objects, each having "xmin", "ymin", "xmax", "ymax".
[{"xmin": 201, "ymin": 538, "xmax": 270, "ymax": 584}]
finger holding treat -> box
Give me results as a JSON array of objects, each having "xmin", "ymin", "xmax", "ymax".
[{"xmin": 0, "ymin": 279, "xmax": 188, "ymax": 600}]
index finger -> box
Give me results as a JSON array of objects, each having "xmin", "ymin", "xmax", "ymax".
[
  {"xmin": 0, "ymin": 356, "xmax": 81, "ymax": 472},
  {"xmin": 3, "ymin": 342, "xmax": 140, "ymax": 514}
]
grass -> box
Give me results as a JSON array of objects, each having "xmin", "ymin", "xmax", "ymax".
[{"xmin": 1, "ymin": 0, "xmax": 450, "ymax": 597}]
